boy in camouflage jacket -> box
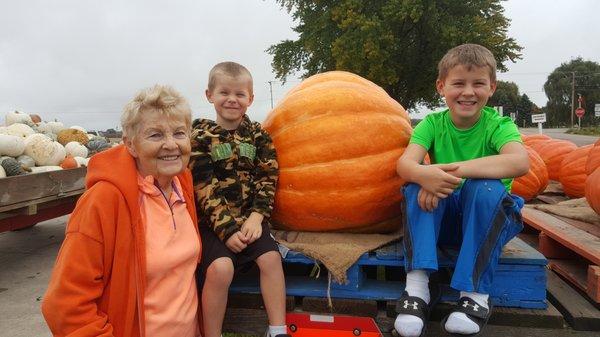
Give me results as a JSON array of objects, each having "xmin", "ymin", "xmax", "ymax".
[{"xmin": 189, "ymin": 62, "xmax": 288, "ymax": 337}]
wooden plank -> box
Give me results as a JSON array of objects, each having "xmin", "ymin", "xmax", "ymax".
[
  {"xmin": 0, "ymin": 167, "xmax": 86, "ymax": 211},
  {"xmin": 522, "ymin": 208, "xmax": 600, "ymax": 265},
  {"xmin": 556, "ymin": 215, "xmax": 600, "ymax": 238},
  {"xmin": 0, "ymin": 196, "xmax": 79, "ymax": 232},
  {"xmin": 539, "ymin": 233, "xmax": 579, "ymax": 259},
  {"xmin": 587, "ymin": 266, "xmax": 600, "ymax": 304},
  {"xmin": 549, "ymin": 259, "xmax": 589, "ymax": 294},
  {"xmin": 537, "ymin": 194, "xmax": 569, "ymax": 204},
  {"xmin": 302, "ymin": 297, "xmax": 378, "ymax": 317},
  {"xmin": 546, "ymin": 270, "xmax": 600, "ymax": 331}
]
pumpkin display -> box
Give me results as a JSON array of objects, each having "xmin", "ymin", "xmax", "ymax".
[
  {"xmin": 585, "ymin": 168, "xmax": 600, "ymax": 215},
  {"xmin": 521, "ymin": 133, "xmax": 552, "ymax": 147},
  {"xmin": 0, "ymin": 134, "xmax": 26, "ymax": 157},
  {"xmin": 57, "ymin": 128, "xmax": 89, "ymax": 146},
  {"xmin": 585, "ymin": 139, "xmax": 600, "ymax": 175},
  {"xmin": 558, "ymin": 144, "xmax": 593, "ymax": 198},
  {"xmin": 531, "ymin": 139, "xmax": 577, "ymax": 181},
  {"xmin": 262, "ymin": 71, "xmax": 412, "ymax": 233},
  {"xmin": 511, "ymin": 145, "xmax": 549, "ymax": 201}
]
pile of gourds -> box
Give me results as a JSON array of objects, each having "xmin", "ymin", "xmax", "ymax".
[{"xmin": 0, "ymin": 110, "xmax": 112, "ymax": 178}]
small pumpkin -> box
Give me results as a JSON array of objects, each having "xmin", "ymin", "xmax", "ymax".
[
  {"xmin": 512, "ymin": 145, "xmax": 549, "ymax": 201},
  {"xmin": 24, "ymin": 134, "xmax": 66, "ymax": 166},
  {"xmin": 5, "ymin": 110, "xmax": 33, "ymax": 126},
  {"xmin": 47, "ymin": 121, "xmax": 66, "ymax": 134},
  {"xmin": 585, "ymin": 168, "xmax": 600, "ymax": 215},
  {"xmin": 558, "ymin": 144, "xmax": 593, "ymax": 198},
  {"xmin": 263, "ymin": 71, "xmax": 412, "ymax": 233},
  {"xmin": 86, "ymin": 139, "xmax": 111, "ymax": 155},
  {"xmin": 1, "ymin": 157, "xmax": 26, "ymax": 176},
  {"xmin": 5, "ymin": 123, "xmax": 35, "ymax": 138},
  {"xmin": 74, "ymin": 156, "xmax": 89, "ymax": 167},
  {"xmin": 0, "ymin": 165, "xmax": 6, "ymax": 178},
  {"xmin": 16, "ymin": 154, "xmax": 35, "ymax": 169},
  {"xmin": 29, "ymin": 166, "xmax": 62, "ymax": 173},
  {"xmin": 60, "ymin": 155, "xmax": 79, "ymax": 169},
  {"xmin": 585, "ymin": 139, "xmax": 600, "ymax": 175},
  {"xmin": 65, "ymin": 141, "xmax": 89, "ymax": 158},
  {"xmin": 57, "ymin": 128, "xmax": 89, "ymax": 146},
  {"xmin": 29, "ymin": 114, "xmax": 42, "ymax": 124},
  {"xmin": 0, "ymin": 134, "xmax": 26, "ymax": 157},
  {"xmin": 531, "ymin": 139, "xmax": 577, "ymax": 181}
]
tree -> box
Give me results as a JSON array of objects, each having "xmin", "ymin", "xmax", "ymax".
[
  {"xmin": 488, "ymin": 80, "xmax": 520, "ymax": 112},
  {"xmin": 268, "ymin": 0, "xmax": 522, "ymax": 110},
  {"xmin": 544, "ymin": 57, "xmax": 600, "ymax": 128},
  {"xmin": 516, "ymin": 94, "xmax": 537, "ymax": 128}
]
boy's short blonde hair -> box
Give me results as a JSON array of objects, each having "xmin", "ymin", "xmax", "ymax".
[
  {"xmin": 208, "ymin": 61, "xmax": 253, "ymax": 93},
  {"xmin": 121, "ymin": 84, "xmax": 192, "ymax": 139},
  {"xmin": 438, "ymin": 44, "xmax": 497, "ymax": 82}
]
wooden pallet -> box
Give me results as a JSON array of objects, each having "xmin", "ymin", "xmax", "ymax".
[
  {"xmin": 522, "ymin": 207, "xmax": 600, "ymax": 303},
  {"xmin": 230, "ymin": 236, "xmax": 547, "ymax": 309}
]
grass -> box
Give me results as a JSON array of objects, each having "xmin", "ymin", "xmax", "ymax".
[{"xmin": 565, "ymin": 126, "xmax": 600, "ymax": 136}]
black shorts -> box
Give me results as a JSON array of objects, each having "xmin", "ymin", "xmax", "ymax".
[{"xmin": 198, "ymin": 221, "xmax": 279, "ymax": 280}]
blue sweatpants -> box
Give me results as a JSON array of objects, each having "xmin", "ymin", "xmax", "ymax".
[{"xmin": 402, "ymin": 179, "xmax": 524, "ymax": 294}]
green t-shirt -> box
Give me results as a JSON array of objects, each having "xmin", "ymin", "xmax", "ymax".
[{"xmin": 410, "ymin": 106, "xmax": 522, "ymax": 191}]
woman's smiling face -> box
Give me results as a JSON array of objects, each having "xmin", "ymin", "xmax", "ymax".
[{"xmin": 125, "ymin": 110, "xmax": 191, "ymax": 186}]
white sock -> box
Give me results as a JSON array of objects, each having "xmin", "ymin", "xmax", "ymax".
[
  {"xmin": 269, "ymin": 325, "xmax": 287, "ymax": 337},
  {"xmin": 394, "ymin": 270, "xmax": 429, "ymax": 337},
  {"xmin": 444, "ymin": 291, "xmax": 489, "ymax": 335}
]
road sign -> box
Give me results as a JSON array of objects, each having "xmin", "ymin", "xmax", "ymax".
[
  {"xmin": 531, "ymin": 113, "xmax": 546, "ymax": 123},
  {"xmin": 595, "ymin": 103, "xmax": 600, "ymax": 117},
  {"xmin": 575, "ymin": 107, "xmax": 585, "ymax": 118}
]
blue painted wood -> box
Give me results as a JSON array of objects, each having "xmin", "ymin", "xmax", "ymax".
[{"xmin": 230, "ymin": 237, "xmax": 548, "ymax": 309}]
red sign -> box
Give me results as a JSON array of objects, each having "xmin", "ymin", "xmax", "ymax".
[{"xmin": 576, "ymin": 108, "xmax": 585, "ymax": 117}]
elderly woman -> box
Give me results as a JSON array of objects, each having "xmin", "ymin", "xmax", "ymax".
[{"xmin": 42, "ymin": 85, "xmax": 201, "ymax": 337}]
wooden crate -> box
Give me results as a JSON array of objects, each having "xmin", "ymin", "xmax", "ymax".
[
  {"xmin": 522, "ymin": 207, "xmax": 600, "ymax": 303},
  {"xmin": 230, "ymin": 237, "xmax": 547, "ymax": 309}
]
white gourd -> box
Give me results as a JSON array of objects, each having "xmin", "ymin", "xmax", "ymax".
[
  {"xmin": 16, "ymin": 155, "xmax": 35, "ymax": 168},
  {"xmin": 6, "ymin": 123, "xmax": 35, "ymax": 138},
  {"xmin": 0, "ymin": 165, "xmax": 6, "ymax": 178},
  {"xmin": 0, "ymin": 134, "xmax": 26, "ymax": 157},
  {"xmin": 47, "ymin": 121, "xmax": 66, "ymax": 134},
  {"xmin": 0, "ymin": 127, "xmax": 7, "ymax": 135},
  {"xmin": 35, "ymin": 121, "xmax": 53, "ymax": 134},
  {"xmin": 24, "ymin": 134, "xmax": 66, "ymax": 166},
  {"xmin": 74, "ymin": 156, "xmax": 90, "ymax": 167},
  {"xmin": 5, "ymin": 111, "xmax": 33, "ymax": 126},
  {"xmin": 65, "ymin": 141, "xmax": 88, "ymax": 158}
]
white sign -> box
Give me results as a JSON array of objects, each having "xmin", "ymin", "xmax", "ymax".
[
  {"xmin": 595, "ymin": 103, "xmax": 600, "ymax": 117},
  {"xmin": 531, "ymin": 113, "xmax": 547, "ymax": 123}
]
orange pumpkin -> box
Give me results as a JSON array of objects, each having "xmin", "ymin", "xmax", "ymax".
[
  {"xmin": 585, "ymin": 139, "xmax": 600, "ymax": 175},
  {"xmin": 558, "ymin": 145, "xmax": 593, "ymax": 198},
  {"xmin": 585, "ymin": 168, "xmax": 600, "ymax": 215},
  {"xmin": 60, "ymin": 155, "xmax": 78, "ymax": 169},
  {"xmin": 531, "ymin": 139, "xmax": 577, "ymax": 181},
  {"xmin": 263, "ymin": 71, "xmax": 411, "ymax": 233},
  {"xmin": 521, "ymin": 134, "xmax": 552, "ymax": 147},
  {"xmin": 512, "ymin": 145, "xmax": 549, "ymax": 201}
]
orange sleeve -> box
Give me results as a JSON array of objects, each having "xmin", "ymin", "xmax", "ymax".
[{"xmin": 41, "ymin": 186, "xmax": 117, "ymax": 337}]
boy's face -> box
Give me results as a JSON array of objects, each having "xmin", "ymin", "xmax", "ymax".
[
  {"xmin": 206, "ymin": 75, "xmax": 254, "ymax": 129},
  {"xmin": 436, "ymin": 65, "xmax": 496, "ymax": 128}
]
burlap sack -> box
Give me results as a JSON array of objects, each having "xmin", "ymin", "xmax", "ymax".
[
  {"xmin": 526, "ymin": 198, "xmax": 600, "ymax": 226},
  {"xmin": 273, "ymin": 230, "xmax": 401, "ymax": 283}
]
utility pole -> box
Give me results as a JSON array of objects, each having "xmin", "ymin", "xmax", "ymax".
[
  {"xmin": 571, "ymin": 72, "xmax": 575, "ymax": 128},
  {"xmin": 268, "ymin": 81, "xmax": 274, "ymax": 109}
]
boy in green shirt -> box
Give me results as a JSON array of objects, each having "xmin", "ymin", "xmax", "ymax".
[{"xmin": 394, "ymin": 44, "xmax": 529, "ymax": 336}]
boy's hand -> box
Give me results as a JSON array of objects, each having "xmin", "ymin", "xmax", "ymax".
[
  {"xmin": 418, "ymin": 187, "xmax": 441, "ymax": 212},
  {"xmin": 419, "ymin": 164, "xmax": 462, "ymax": 198},
  {"xmin": 240, "ymin": 212, "xmax": 264, "ymax": 244},
  {"xmin": 225, "ymin": 232, "xmax": 248, "ymax": 253}
]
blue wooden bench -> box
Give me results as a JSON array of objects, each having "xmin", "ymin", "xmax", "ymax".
[{"xmin": 230, "ymin": 236, "xmax": 547, "ymax": 309}]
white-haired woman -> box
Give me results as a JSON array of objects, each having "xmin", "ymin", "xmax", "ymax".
[{"xmin": 42, "ymin": 85, "xmax": 202, "ymax": 337}]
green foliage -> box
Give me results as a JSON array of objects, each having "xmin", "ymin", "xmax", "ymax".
[
  {"xmin": 543, "ymin": 57, "xmax": 600, "ymax": 127},
  {"xmin": 488, "ymin": 80, "xmax": 520, "ymax": 110},
  {"xmin": 268, "ymin": 0, "xmax": 522, "ymax": 110}
]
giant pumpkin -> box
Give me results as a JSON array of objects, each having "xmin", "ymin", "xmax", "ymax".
[
  {"xmin": 531, "ymin": 139, "xmax": 577, "ymax": 181},
  {"xmin": 585, "ymin": 139, "xmax": 600, "ymax": 175},
  {"xmin": 585, "ymin": 168, "xmax": 600, "ymax": 215},
  {"xmin": 558, "ymin": 145, "xmax": 593, "ymax": 198},
  {"xmin": 512, "ymin": 145, "xmax": 549, "ymax": 201},
  {"xmin": 521, "ymin": 133, "xmax": 551, "ymax": 148},
  {"xmin": 263, "ymin": 71, "xmax": 411, "ymax": 233}
]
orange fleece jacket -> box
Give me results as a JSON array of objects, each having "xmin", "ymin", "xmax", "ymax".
[{"xmin": 42, "ymin": 145, "xmax": 199, "ymax": 337}]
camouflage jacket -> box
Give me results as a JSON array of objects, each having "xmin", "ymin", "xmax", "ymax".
[{"xmin": 189, "ymin": 115, "xmax": 279, "ymax": 242}]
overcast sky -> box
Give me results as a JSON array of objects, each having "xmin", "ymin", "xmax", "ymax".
[{"xmin": 1, "ymin": 0, "xmax": 599, "ymax": 130}]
